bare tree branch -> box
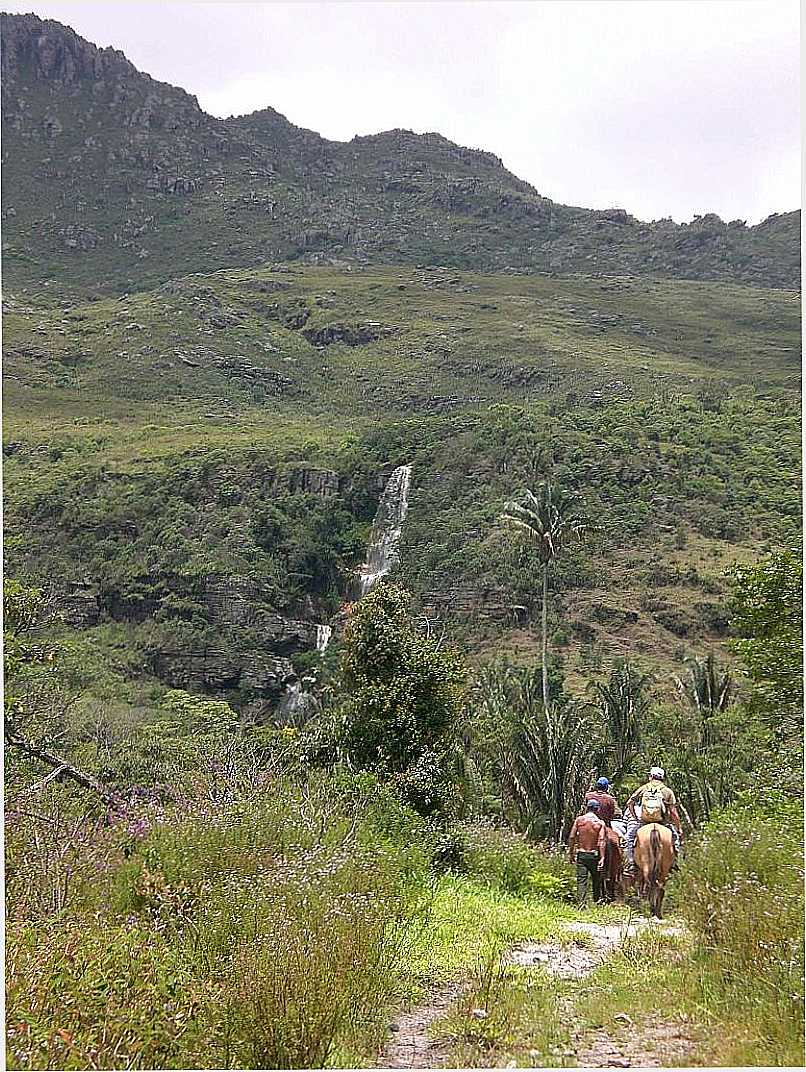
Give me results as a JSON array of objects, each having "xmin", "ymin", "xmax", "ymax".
[{"xmin": 5, "ymin": 733, "xmax": 118, "ymax": 805}]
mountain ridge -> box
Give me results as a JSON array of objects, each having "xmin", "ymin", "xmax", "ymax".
[{"xmin": 1, "ymin": 12, "xmax": 800, "ymax": 295}]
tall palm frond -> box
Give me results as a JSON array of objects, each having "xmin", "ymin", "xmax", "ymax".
[
  {"xmin": 590, "ymin": 660, "xmax": 652, "ymax": 780},
  {"xmin": 507, "ymin": 696, "xmax": 598, "ymax": 843},
  {"xmin": 676, "ymin": 653, "xmax": 734, "ymax": 715},
  {"xmin": 675, "ymin": 653, "xmax": 734, "ymax": 749}
]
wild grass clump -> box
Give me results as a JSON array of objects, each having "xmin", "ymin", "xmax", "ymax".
[
  {"xmin": 5, "ymin": 776, "xmax": 431, "ymax": 1070},
  {"xmin": 677, "ymin": 788, "xmax": 804, "ymax": 1064},
  {"xmin": 435, "ymin": 821, "xmax": 574, "ymax": 899}
]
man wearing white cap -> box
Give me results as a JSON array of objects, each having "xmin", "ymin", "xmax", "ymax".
[{"xmin": 624, "ymin": 765, "xmax": 682, "ymax": 873}]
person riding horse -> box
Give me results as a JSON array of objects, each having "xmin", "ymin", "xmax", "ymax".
[
  {"xmin": 586, "ymin": 776, "xmax": 622, "ymax": 826},
  {"xmin": 624, "ymin": 765, "xmax": 682, "ymax": 874}
]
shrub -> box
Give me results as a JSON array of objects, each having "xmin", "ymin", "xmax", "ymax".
[
  {"xmin": 678, "ymin": 790, "xmax": 804, "ymax": 1064},
  {"xmin": 455, "ymin": 823, "xmax": 538, "ymax": 893},
  {"xmin": 336, "ymin": 584, "xmax": 467, "ymax": 774},
  {"xmin": 5, "ymin": 776, "xmax": 432, "ymax": 1070},
  {"xmin": 437, "ymin": 822, "xmax": 572, "ymax": 899},
  {"xmin": 528, "ymin": 848, "xmax": 575, "ymax": 902}
]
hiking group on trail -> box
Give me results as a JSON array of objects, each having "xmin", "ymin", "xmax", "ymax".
[{"xmin": 568, "ymin": 766, "xmax": 682, "ymax": 916}]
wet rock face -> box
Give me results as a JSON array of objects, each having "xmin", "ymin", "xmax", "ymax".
[
  {"xmin": 152, "ymin": 649, "xmax": 295, "ymax": 696},
  {"xmin": 270, "ymin": 466, "xmax": 340, "ymax": 497},
  {"xmin": 59, "ymin": 583, "xmax": 100, "ymax": 627}
]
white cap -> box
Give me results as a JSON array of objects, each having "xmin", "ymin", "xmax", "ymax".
[{"xmin": 650, "ymin": 765, "xmax": 665, "ymax": 780}]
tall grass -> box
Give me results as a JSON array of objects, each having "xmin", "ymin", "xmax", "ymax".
[
  {"xmin": 676, "ymin": 789, "xmax": 804, "ymax": 1065},
  {"xmin": 5, "ymin": 776, "xmax": 431, "ymax": 1070}
]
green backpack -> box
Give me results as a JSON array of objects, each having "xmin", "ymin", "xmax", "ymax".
[{"xmin": 641, "ymin": 784, "xmax": 667, "ymax": 823}]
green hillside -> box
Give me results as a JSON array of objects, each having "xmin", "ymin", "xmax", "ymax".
[
  {"xmin": 1, "ymin": 12, "xmax": 800, "ymax": 707},
  {"xmin": 3, "ymin": 12, "xmax": 803, "ymax": 1071},
  {"xmin": 4, "ymin": 263, "xmax": 800, "ymax": 708}
]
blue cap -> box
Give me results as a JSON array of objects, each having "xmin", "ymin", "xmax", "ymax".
[
  {"xmin": 586, "ymin": 799, "xmax": 601, "ymax": 811},
  {"xmin": 596, "ymin": 777, "xmax": 610, "ymax": 789}
]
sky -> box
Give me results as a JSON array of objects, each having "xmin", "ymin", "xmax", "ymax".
[{"xmin": 4, "ymin": 0, "xmax": 800, "ymax": 223}]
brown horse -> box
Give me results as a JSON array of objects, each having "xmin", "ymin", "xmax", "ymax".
[
  {"xmin": 602, "ymin": 827, "xmax": 624, "ymax": 902},
  {"xmin": 634, "ymin": 822, "xmax": 674, "ymax": 918}
]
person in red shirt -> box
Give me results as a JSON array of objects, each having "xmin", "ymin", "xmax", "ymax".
[{"xmin": 585, "ymin": 776, "xmax": 622, "ymax": 826}]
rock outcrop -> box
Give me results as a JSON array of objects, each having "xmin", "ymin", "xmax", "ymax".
[{"xmin": 1, "ymin": 13, "xmax": 798, "ymax": 294}]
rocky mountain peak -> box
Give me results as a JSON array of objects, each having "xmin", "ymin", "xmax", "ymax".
[
  {"xmin": 1, "ymin": 12, "xmax": 204, "ymax": 122},
  {"xmin": 1, "ymin": 12, "xmax": 137, "ymax": 86},
  {"xmin": 0, "ymin": 12, "xmax": 799, "ymax": 293}
]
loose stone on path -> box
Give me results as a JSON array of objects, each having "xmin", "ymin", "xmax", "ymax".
[{"xmin": 377, "ymin": 979, "xmax": 468, "ymax": 1069}]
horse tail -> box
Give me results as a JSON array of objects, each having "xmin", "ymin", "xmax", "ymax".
[{"xmin": 649, "ymin": 825, "xmax": 661, "ymax": 886}]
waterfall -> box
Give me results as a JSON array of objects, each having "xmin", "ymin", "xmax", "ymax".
[
  {"xmin": 316, "ymin": 624, "xmax": 332, "ymax": 653},
  {"xmin": 277, "ymin": 678, "xmax": 317, "ymax": 725},
  {"xmin": 357, "ymin": 464, "xmax": 413, "ymax": 597}
]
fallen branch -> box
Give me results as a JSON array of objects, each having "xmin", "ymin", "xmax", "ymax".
[
  {"xmin": 5, "ymin": 733, "xmax": 118, "ymax": 805},
  {"xmin": 23, "ymin": 763, "xmax": 69, "ymax": 795},
  {"xmin": 6, "ymin": 807, "xmax": 61, "ymax": 825}
]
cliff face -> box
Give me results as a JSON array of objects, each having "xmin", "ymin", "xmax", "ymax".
[{"xmin": 1, "ymin": 13, "xmax": 800, "ymax": 295}]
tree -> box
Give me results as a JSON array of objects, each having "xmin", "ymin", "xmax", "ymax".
[
  {"xmin": 590, "ymin": 659, "xmax": 652, "ymax": 781},
  {"xmin": 669, "ymin": 654, "xmax": 739, "ymax": 824},
  {"xmin": 4, "ymin": 579, "xmax": 116, "ymax": 804},
  {"xmin": 675, "ymin": 653, "xmax": 734, "ymax": 750},
  {"xmin": 471, "ymin": 661, "xmax": 598, "ymax": 842},
  {"xmin": 335, "ymin": 583, "xmax": 467, "ymax": 780},
  {"xmin": 730, "ymin": 547, "xmax": 803, "ymax": 744},
  {"xmin": 508, "ymin": 694, "xmax": 598, "ymax": 843},
  {"xmin": 500, "ymin": 483, "xmax": 587, "ymax": 713}
]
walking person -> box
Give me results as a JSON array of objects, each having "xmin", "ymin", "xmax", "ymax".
[{"xmin": 568, "ymin": 798, "xmax": 607, "ymax": 907}]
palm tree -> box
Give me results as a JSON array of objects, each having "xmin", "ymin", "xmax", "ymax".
[
  {"xmin": 675, "ymin": 653, "xmax": 734, "ymax": 748},
  {"xmin": 674, "ymin": 654, "xmax": 736, "ymax": 822},
  {"xmin": 472, "ymin": 661, "xmax": 599, "ymax": 842},
  {"xmin": 501, "ymin": 483, "xmax": 587, "ymax": 713},
  {"xmin": 507, "ymin": 695, "xmax": 598, "ymax": 843},
  {"xmin": 590, "ymin": 660, "xmax": 652, "ymax": 781}
]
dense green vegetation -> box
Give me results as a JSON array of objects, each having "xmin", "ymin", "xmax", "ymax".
[
  {"xmin": 4, "ymin": 264, "xmax": 801, "ymax": 720},
  {"xmin": 5, "ymin": 531, "xmax": 802, "ymax": 1066},
  {"xmin": 3, "ymin": 13, "xmax": 802, "ymax": 1069}
]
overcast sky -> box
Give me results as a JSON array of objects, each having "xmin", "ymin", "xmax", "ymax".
[{"xmin": 4, "ymin": 0, "xmax": 800, "ymax": 223}]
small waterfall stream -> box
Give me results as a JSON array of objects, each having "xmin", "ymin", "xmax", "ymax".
[
  {"xmin": 276, "ymin": 678, "xmax": 318, "ymax": 724},
  {"xmin": 315, "ymin": 624, "xmax": 332, "ymax": 653},
  {"xmin": 276, "ymin": 464, "xmax": 411, "ymax": 719},
  {"xmin": 357, "ymin": 464, "xmax": 413, "ymax": 596}
]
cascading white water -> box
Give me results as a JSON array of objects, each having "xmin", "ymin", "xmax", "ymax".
[
  {"xmin": 316, "ymin": 624, "xmax": 332, "ymax": 653},
  {"xmin": 277, "ymin": 678, "xmax": 317, "ymax": 724},
  {"xmin": 357, "ymin": 464, "xmax": 413, "ymax": 597}
]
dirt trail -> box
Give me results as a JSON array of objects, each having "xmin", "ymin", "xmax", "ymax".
[
  {"xmin": 377, "ymin": 979, "xmax": 467, "ymax": 1068},
  {"xmin": 377, "ymin": 917, "xmax": 694, "ymax": 1069}
]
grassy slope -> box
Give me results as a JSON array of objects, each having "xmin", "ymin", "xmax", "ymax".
[{"xmin": 4, "ymin": 264, "xmax": 801, "ymax": 698}]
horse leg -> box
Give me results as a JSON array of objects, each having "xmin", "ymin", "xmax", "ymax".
[{"xmin": 650, "ymin": 882, "xmax": 664, "ymax": 919}]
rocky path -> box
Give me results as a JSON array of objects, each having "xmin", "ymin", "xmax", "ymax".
[
  {"xmin": 377, "ymin": 918, "xmax": 695, "ymax": 1069},
  {"xmin": 377, "ymin": 979, "xmax": 468, "ymax": 1068}
]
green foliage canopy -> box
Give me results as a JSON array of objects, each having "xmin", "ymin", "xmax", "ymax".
[
  {"xmin": 336, "ymin": 583, "xmax": 467, "ymax": 776},
  {"xmin": 730, "ymin": 547, "xmax": 803, "ymax": 740}
]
